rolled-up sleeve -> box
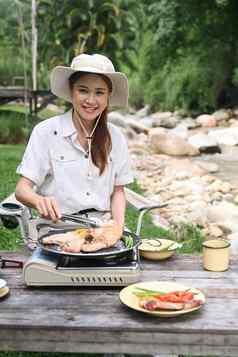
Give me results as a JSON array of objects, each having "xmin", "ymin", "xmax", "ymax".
[
  {"xmin": 16, "ymin": 125, "xmax": 50, "ymax": 187},
  {"xmin": 114, "ymin": 132, "xmax": 134, "ymax": 186}
]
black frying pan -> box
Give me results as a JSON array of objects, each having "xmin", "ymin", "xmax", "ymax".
[{"xmin": 37, "ymin": 227, "xmax": 140, "ymax": 260}]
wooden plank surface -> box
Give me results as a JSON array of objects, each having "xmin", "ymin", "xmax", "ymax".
[{"xmin": 0, "ymin": 251, "xmax": 238, "ymax": 355}]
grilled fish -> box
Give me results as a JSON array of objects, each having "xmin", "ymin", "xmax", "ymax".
[{"xmin": 42, "ymin": 221, "xmax": 122, "ymax": 253}]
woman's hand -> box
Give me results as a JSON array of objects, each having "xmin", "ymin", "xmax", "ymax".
[
  {"xmin": 33, "ymin": 195, "xmax": 62, "ymax": 222},
  {"xmin": 15, "ymin": 177, "xmax": 62, "ymax": 222},
  {"xmin": 16, "ymin": 177, "xmax": 61, "ymax": 221}
]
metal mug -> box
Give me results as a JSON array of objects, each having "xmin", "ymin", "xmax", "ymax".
[{"xmin": 202, "ymin": 239, "xmax": 230, "ymax": 272}]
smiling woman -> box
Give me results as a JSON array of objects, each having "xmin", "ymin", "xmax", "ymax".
[
  {"xmin": 15, "ymin": 54, "xmax": 133, "ymax": 242},
  {"xmin": 69, "ymin": 72, "xmax": 112, "ymax": 175}
]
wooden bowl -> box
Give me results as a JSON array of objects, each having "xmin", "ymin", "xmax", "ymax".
[{"xmin": 139, "ymin": 239, "xmax": 176, "ymax": 261}]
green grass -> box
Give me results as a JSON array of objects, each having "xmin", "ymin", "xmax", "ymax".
[
  {"xmin": 0, "ymin": 104, "xmax": 64, "ymax": 145},
  {"xmin": 0, "ymin": 144, "xmax": 24, "ymax": 250},
  {"xmin": 0, "ymin": 104, "xmax": 28, "ymax": 114},
  {"xmin": 0, "ymin": 103, "xmax": 61, "ymax": 120},
  {"xmin": 0, "ymin": 144, "xmax": 24, "ymax": 201}
]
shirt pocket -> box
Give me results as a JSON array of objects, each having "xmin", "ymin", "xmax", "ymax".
[
  {"xmin": 49, "ymin": 148, "xmax": 82, "ymax": 188},
  {"xmin": 50, "ymin": 148, "xmax": 79, "ymax": 163}
]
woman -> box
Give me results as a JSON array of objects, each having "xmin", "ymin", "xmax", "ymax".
[{"xmin": 15, "ymin": 53, "xmax": 133, "ymax": 238}]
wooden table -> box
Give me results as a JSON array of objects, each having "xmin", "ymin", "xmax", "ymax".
[{"xmin": 0, "ymin": 251, "xmax": 238, "ymax": 356}]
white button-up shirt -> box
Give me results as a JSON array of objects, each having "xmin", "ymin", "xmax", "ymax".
[{"xmin": 16, "ymin": 110, "xmax": 134, "ymax": 214}]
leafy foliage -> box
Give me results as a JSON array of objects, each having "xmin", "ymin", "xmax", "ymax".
[
  {"xmin": 0, "ymin": 0, "xmax": 31, "ymax": 85},
  {"xmin": 0, "ymin": 0, "xmax": 141, "ymax": 89},
  {"xmin": 145, "ymin": 50, "xmax": 228, "ymax": 112},
  {"xmin": 169, "ymin": 221, "xmax": 204, "ymax": 253},
  {"xmin": 1, "ymin": 0, "xmax": 238, "ymax": 112},
  {"xmin": 37, "ymin": 0, "xmax": 141, "ymax": 87},
  {"xmin": 0, "ymin": 111, "xmax": 29, "ymax": 144},
  {"xmin": 134, "ymin": 0, "xmax": 238, "ymax": 112}
]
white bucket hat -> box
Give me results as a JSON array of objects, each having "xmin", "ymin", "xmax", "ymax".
[{"xmin": 50, "ymin": 53, "xmax": 129, "ymax": 108}]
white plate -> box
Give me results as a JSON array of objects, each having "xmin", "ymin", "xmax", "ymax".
[
  {"xmin": 0, "ymin": 279, "xmax": 7, "ymax": 289},
  {"xmin": 120, "ymin": 281, "xmax": 205, "ymax": 317}
]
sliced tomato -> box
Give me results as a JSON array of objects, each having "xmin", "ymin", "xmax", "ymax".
[
  {"xmin": 180, "ymin": 292, "xmax": 194, "ymax": 302},
  {"xmin": 157, "ymin": 293, "xmax": 180, "ymax": 303},
  {"xmin": 156, "ymin": 291, "xmax": 194, "ymax": 303}
]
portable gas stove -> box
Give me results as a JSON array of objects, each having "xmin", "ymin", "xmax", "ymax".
[
  {"xmin": 0, "ymin": 203, "xmax": 142, "ymax": 287},
  {"xmin": 22, "ymin": 214, "xmax": 141, "ymax": 286},
  {"xmin": 23, "ymin": 246, "xmax": 140, "ymax": 286}
]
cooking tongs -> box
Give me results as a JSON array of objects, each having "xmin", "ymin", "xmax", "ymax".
[
  {"xmin": 36, "ymin": 214, "xmax": 101, "ymax": 232},
  {"xmin": 61, "ymin": 214, "xmax": 101, "ymax": 227}
]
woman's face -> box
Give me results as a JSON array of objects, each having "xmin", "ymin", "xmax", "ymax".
[{"xmin": 71, "ymin": 73, "xmax": 110, "ymax": 122}]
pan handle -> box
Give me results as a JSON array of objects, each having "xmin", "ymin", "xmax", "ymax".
[
  {"xmin": 136, "ymin": 203, "xmax": 169, "ymax": 236},
  {"xmin": 0, "ymin": 257, "xmax": 23, "ymax": 269}
]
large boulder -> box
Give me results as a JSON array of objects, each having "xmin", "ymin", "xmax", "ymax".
[
  {"xmin": 196, "ymin": 114, "xmax": 217, "ymax": 128},
  {"xmin": 208, "ymin": 127, "xmax": 238, "ymax": 146},
  {"xmin": 139, "ymin": 117, "xmax": 154, "ymax": 128},
  {"xmin": 219, "ymin": 144, "xmax": 238, "ymax": 156},
  {"xmin": 229, "ymin": 119, "xmax": 238, "ymax": 127},
  {"xmin": 149, "ymin": 132, "xmax": 199, "ymax": 156},
  {"xmin": 188, "ymin": 133, "xmax": 221, "ymax": 154},
  {"xmin": 136, "ymin": 105, "xmax": 150, "ymax": 118},
  {"xmin": 148, "ymin": 127, "xmax": 167, "ymax": 136},
  {"xmin": 151, "ymin": 112, "xmax": 179, "ymax": 128},
  {"xmin": 108, "ymin": 111, "xmax": 127, "ymax": 128},
  {"xmin": 151, "ymin": 111, "xmax": 172, "ymax": 120},
  {"xmin": 207, "ymin": 202, "xmax": 238, "ymax": 233},
  {"xmin": 212, "ymin": 109, "xmax": 231, "ymax": 122},
  {"xmin": 194, "ymin": 160, "xmax": 219, "ymax": 173},
  {"xmin": 164, "ymin": 158, "xmax": 207, "ymax": 178},
  {"xmin": 186, "ymin": 201, "xmax": 209, "ymax": 226},
  {"xmin": 233, "ymin": 107, "xmax": 238, "ymax": 117},
  {"xmin": 126, "ymin": 117, "xmax": 150, "ymax": 134},
  {"xmin": 170, "ymin": 124, "xmax": 189, "ymax": 139},
  {"xmin": 129, "ymin": 142, "xmax": 150, "ymax": 156},
  {"xmin": 180, "ymin": 117, "xmax": 201, "ymax": 129}
]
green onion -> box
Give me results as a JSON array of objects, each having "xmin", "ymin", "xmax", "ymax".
[
  {"xmin": 124, "ymin": 235, "xmax": 134, "ymax": 249},
  {"xmin": 132, "ymin": 287, "xmax": 168, "ymax": 296},
  {"xmin": 132, "ymin": 287, "xmax": 199, "ymax": 297}
]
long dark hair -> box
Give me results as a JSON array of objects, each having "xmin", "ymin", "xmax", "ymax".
[{"xmin": 69, "ymin": 72, "xmax": 112, "ymax": 175}]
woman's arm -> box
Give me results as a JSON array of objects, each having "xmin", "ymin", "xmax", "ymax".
[
  {"xmin": 110, "ymin": 185, "xmax": 126, "ymax": 235},
  {"xmin": 15, "ymin": 177, "xmax": 61, "ymax": 221}
]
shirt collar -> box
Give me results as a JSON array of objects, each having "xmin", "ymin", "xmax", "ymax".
[{"xmin": 60, "ymin": 109, "xmax": 77, "ymax": 137}]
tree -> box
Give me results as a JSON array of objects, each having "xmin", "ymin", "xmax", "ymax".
[
  {"xmin": 139, "ymin": 0, "xmax": 238, "ymax": 111},
  {"xmin": 0, "ymin": 0, "xmax": 31, "ymax": 86},
  {"xmin": 37, "ymin": 0, "xmax": 140, "ymax": 87}
]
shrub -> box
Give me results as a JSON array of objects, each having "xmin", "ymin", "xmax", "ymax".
[
  {"xmin": 0, "ymin": 111, "xmax": 30, "ymax": 144},
  {"xmin": 144, "ymin": 50, "xmax": 228, "ymax": 112},
  {"xmin": 0, "ymin": 46, "xmax": 28, "ymax": 86}
]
